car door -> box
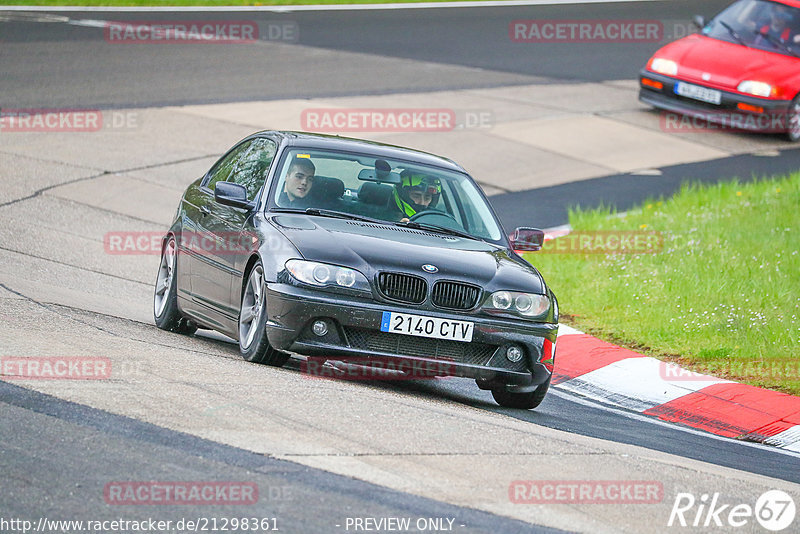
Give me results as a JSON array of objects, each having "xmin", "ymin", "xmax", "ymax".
[
  {"xmin": 185, "ymin": 140, "xmax": 252, "ymax": 327},
  {"xmin": 191, "ymin": 137, "xmax": 278, "ymax": 326},
  {"xmin": 216, "ymin": 137, "xmax": 279, "ymax": 313}
]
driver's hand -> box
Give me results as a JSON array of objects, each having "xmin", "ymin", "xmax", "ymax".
[
  {"xmin": 400, "ymin": 217, "xmax": 410, "ymax": 223},
  {"xmin": 794, "ymin": 34, "xmax": 800, "ymax": 44}
]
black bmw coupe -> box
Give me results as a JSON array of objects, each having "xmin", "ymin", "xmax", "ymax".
[{"xmin": 154, "ymin": 131, "xmax": 558, "ymax": 409}]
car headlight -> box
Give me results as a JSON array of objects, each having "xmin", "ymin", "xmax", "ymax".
[
  {"xmin": 737, "ymin": 80, "xmax": 773, "ymax": 98},
  {"xmin": 483, "ymin": 291, "xmax": 550, "ymax": 318},
  {"xmin": 650, "ymin": 58, "xmax": 678, "ymax": 76},
  {"xmin": 285, "ymin": 259, "xmax": 370, "ymax": 292}
]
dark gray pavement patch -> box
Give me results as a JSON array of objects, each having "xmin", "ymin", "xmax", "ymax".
[{"xmin": 490, "ymin": 147, "xmax": 800, "ymax": 230}]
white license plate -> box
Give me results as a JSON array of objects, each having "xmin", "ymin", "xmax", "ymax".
[
  {"xmin": 380, "ymin": 311, "xmax": 474, "ymax": 343},
  {"xmin": 675, "ymin": 82, "xmax": 722, "ymax": 105}
]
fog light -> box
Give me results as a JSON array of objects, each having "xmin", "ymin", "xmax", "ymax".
[
  {"xmin": 312, "ymin": 320, "xmax": 329, "ymax": 337},
  {"xmin": 506, "ymin": 345, "xmax": 523, "ymax": 363}
]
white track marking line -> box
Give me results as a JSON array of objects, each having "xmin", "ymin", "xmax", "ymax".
[
  {"xmin": 558, "ymin": 357, "xmax": 731, "ymax": 411},
  {"xmin": 555, "ymin": 324, "xmax": 582, "ymax": 336},
  {"xmin": 764, "ymin": 425, "xmax": 800, "ymax": 451}
]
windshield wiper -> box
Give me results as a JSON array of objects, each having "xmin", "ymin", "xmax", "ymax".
[
  {"xmin": 272, "ymin": 207, "xmax": 482, "ymax": 241},
  {"xmin": 271, "ymin": 207, "xmax": 392, "ymax": 225},
  {"xmin": 718, "ymin": 20, "xmax": 750, "ymax": 48},
  {"xmin": 754, "ymin": 28, "xmax": 800, "ymax": 58},
  {"xmin": 304, "ymin": 208, "xmax": 392, "ymax": 225},
  {"xmin": 398, "ymin": 221, "xmax": 478, "ymax": 241}
]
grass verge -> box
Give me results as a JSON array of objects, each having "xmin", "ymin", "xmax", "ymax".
[{"xmin": 524, "ymin": 173, "xmax": 800, "ymax": 396}]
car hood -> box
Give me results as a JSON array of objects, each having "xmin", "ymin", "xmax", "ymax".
[
  {"xmin": 270, "ymin": 215, "xmax": 545, "ymax": 294},
  {"xmin": 653, "ymin": 34, "xmax": 799, "ymax": 92}
]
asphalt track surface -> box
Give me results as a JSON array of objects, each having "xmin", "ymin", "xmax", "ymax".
[
  {"xmin": 495, "ymin": 147, "xmax": 800, "ymax": 228},
  {"xmin": 1, "ymin": 1, "xmax": 734, "ymax": 108},
  {"xmin": 2, "ymin": 1, "xmax": 800, "ymax": 532},
  {"xmin": 0, "ymin": 380, "xmax": 559, "ymax": 533}
]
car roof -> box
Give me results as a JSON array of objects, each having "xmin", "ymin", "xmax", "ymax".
[
  {"xmin": 774, "ymin": 0, "xmax": 800, "ymax": 7},
  {"xmin": 252, "ymin": 130, "xmax": 466, "ymax": 173}
]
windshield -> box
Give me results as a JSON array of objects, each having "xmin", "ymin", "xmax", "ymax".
[
  {"xmin": 703, "ymin": 0, "xmax": 800, "ymax": 57},
  {"xmin": 269, "ymin": 148, "xmax": 504, "ymax": 242}
]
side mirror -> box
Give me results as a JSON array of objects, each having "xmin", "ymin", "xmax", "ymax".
[
  {"xmin": 215, "ymin": 182, "xmax": 251, "ymax": 210},
  {"xmin": 510, "ymin": 227, "xmax": 545, "ymax": 252},
  {"xmin": 692, "ymin": 15, "xmax": 706, "ymax": 30}
]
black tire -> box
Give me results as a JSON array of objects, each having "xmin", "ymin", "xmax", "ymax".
[
  {"xmin": 491, "ymin": 376, "xmax": 551, "ymax": 410},
  {"xmin": 787, "ymin": 95, "xmax": 800, "ymax": 142},
  {"xmin": 239, "ymin": 261, "xmax": 289, "ymax": 366},
  {"xmin": 154, "ymin": 236, "xmax": 197, "ymax": 335}
]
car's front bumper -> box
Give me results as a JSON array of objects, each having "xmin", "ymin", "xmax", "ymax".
[
  {"xmin": 264, "ymin": 283, "xmax": 557, "ymax": 393},
  {"xmin": 638, "ymin": 70, "xmax": 792, "ymax": 133}
]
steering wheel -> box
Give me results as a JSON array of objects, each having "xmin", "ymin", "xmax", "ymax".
[{"xmin": 408, "ymin": 210, "xmax": 462, "ymax": 229}]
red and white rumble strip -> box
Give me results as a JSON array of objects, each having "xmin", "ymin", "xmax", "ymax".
[{"xmin": 554, "ymin": 325, "xmax": 800, "ymax": 451}]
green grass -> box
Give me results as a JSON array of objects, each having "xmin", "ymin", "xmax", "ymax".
[
  {"xmin": 0, "ymin": 0, "xmax": 473, "ymax": 5},
  {"xmin": 524, "ymin": 173, "xmax": 800, "ymax": 395}
]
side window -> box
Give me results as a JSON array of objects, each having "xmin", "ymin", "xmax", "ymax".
[
  {"xmin": 227, "ymin": 138, "xmax": 278, "ymax": 201},
  {"xmin": 205, "ymin": 141, "xmax": 251, "ymax": 192}
]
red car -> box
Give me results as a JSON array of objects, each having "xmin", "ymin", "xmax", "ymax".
[{"xmin": 639, "ymin": 0, "xmax": 800, "ymax": 141}]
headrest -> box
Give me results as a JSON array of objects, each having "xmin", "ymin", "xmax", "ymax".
[
  {"xmin": 358, "ymin": 182, "xmax": 394, "ymax": 206},
  {"xmin": 309, "ymin": 175, "xmax": 345, "ymax": 200}
]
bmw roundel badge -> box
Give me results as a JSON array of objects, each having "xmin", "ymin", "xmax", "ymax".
[{"xmin": 422, "ymin": 264, "xmax": 438, "ymax": 273}]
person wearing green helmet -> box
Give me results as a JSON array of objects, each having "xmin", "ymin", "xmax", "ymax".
[{"xmin": 393, "ymin": 170, "xmax": 442, "ymax": 222}]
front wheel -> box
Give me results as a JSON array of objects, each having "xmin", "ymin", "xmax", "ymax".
[
  {"xmin": 491, "ymin": 376, "xmax": 551, "ymax": 410},
  {"xmin": 154, "ymin": 236, "xmax": 196, "ymax": 335},
  {"xmin": 238, "ymin": 262, "xmax": 289, "ymax": 366},
  {"xmin": 787, "ymin": 95, "xmax": 800, "ymax": 142}
]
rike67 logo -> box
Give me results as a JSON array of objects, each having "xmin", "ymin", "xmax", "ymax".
[{"xmin": 668, "ymin": 490, "xmax": 796, "ymax": 531}]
